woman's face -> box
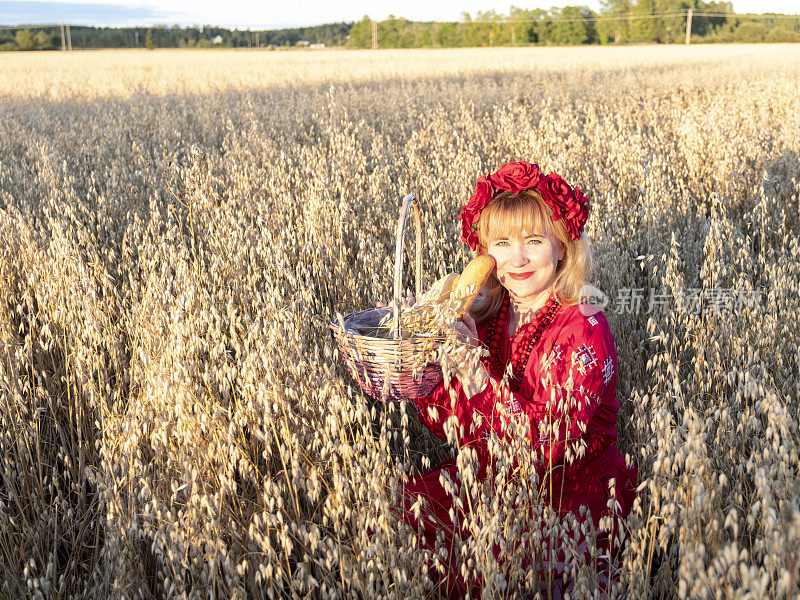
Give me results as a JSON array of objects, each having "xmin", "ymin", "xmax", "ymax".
[{"xmin": 485, "ymin": 228, "xmax": 565, "ymax": 307}]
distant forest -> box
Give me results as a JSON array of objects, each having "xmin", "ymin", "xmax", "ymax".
[
  {"xmin": 0, "ymin": 22, "xmax": 351, "ymax": 50},
  {"xmin": 2, "ymin": 1, "xmax": 800, "ymax": 51}
]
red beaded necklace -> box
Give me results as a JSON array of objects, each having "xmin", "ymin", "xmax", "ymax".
[{"xmin": 483, "ymin": 292, "xmax": 561, "ymax": 392}]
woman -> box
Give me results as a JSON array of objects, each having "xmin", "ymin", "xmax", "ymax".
[{"xmin": 402, "ymin": 161, "xmax": 637, "ymax": 598}]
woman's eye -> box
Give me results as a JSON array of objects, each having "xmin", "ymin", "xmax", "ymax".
[
  {"xmin": 493, "ymin": 240, "xmax": 509, "ymax": 247},
  {"xmin": 527, "ymin": 238, "xmax": 542, "ymax": 244}
]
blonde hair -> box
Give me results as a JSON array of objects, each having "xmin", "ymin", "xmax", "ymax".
[{"xmin": 469, "ymin": 189, "xmax": 592, "ymax": 322}]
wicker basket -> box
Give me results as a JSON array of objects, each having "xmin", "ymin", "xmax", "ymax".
[{"xmin": 330, "ymin": 194, "xmax": 444, "ymax": 402}]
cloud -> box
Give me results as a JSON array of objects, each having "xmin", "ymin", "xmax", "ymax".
[{"xmin": 0, "ymin": 1, "xmax": 170, "ymax": 26}]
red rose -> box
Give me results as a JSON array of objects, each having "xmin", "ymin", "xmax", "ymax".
[
  {"xmin": 565, "ymin": 187, "xmax": 590, "ymax": 239},
  {"xmin": 459, "ymin": 208, "xmax": 479, "ymax": 250},
  {"xmin": 538, "ymin": 173, "xmax": 574, "ymax": 218},
  {"xmin": 565, "ymin": 187, "xmax": 588, "ymax": 218},
  {"xmin": 466, "ymin": 176, "xmax": 494, "ymax": 212},
  {"xmin": 489, "ymin": 161, "xmax": 542, "ymax": 194},
  {"xmin": 563, "ymin": 200, "xmax": 588, "ymax": 240},
  {"xmin": 459, "ymin": 176, "xmax": 495, "ymax": 249},
  {"xmin": 538, "ymin": 177, "xmax": 589, "ymax": 240}
]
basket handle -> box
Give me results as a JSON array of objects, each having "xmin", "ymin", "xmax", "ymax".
[{"xmin": 393, "ymin": 193, "xmax": 422, "ymax": 340}]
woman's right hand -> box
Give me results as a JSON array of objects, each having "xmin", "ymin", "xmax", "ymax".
[{"xmin": 440, "ymin": 315, "xmax": 489, "ymax": 399}]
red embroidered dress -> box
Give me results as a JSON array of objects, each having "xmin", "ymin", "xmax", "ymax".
[{"xmin": 402, "ymin": 294, "xmax": 637, "ymax": 596}]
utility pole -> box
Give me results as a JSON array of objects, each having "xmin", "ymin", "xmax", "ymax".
[
  {"xmin": 66, "ymin": 24, "xmax": 72, "ymax": 51},
  {"xmin": 685, "ymin": 8, "xmax": 693, "ymax": 44},
  {"xmin": 510, "ymin": 20, "xmax": 515, "ymax": 45},
  {"xmin": 60, "ymin": 24, "xmax": 66, "ymax": 51},
  {"xmin": 371, "ymin": 19, "xmax": 378, "ymax": 49},
  {"xmin": 135, "ymin": 30, "xmax": 139, "ymax": 48}
]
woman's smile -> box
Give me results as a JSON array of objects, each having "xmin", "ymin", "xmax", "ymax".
[{"xmin": 507, "ymin": 271, "xmax": 534, "ymax": 280}]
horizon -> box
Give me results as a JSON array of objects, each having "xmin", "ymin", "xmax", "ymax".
[{"xmin": 1, "ymin": 0, "xmax": 799, "ymax": 30}]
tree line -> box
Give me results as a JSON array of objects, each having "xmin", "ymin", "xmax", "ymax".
[
  {"xmin": 0, "ymin": 22, "xmax": 350, "ymax": 50},
  {"xmin": 349, "ymin": 2, "xmax": 800, "ymax": 47},
  {"xmin": 2, "ymin": 1, "xmax": 799, "ymax": 51}
]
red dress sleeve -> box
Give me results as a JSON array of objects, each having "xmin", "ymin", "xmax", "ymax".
[
  {"xmin": 531, "ymin": 313, "xmax": 617, "ymax": 468},
  {"xmin": 413, "ymin": 378, "xmax": 453, "ymax": 440},
  {"xmin": 413, "ymin": 316, "xmax": 498, "ymax": 445},
  {"xmin": 414, "ymin": 375, "xmax": 495, "ymax": 445},
  {"xmin": 414, "ymin": 307, "xmax": 618, "ymax": 470}
]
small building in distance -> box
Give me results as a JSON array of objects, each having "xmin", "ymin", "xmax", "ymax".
[
  {"xmin": 211, "ymin": 35, "xmax": 223, "ymax": 45},
  {"xmin": 309, "ymin": 43, "xmax": 325, "ymax": 49},
  {"xmin": 296, "ymin": 40, "xmax": 310, "ymax": 47}
]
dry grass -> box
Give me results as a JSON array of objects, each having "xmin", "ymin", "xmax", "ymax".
[{"xmin": 0, "ymin": 45, "xmax": 799, "ymax": 598}]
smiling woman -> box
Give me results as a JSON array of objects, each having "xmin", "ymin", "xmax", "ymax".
[
  {"xmin": 401, "ymin": 161, "xmax": 638, "ymax": 598},
  {"xmin": 473, "ymin": 188, "xmax": 590, "ymax": 328}
]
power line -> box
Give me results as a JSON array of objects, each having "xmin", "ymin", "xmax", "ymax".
[
  {"xmin": 0, "ymin": 23, "xmax": 87, "ymax": 30},
  {"xmin": 693, "ymin": 12, "xmax": 800, "ymax": 18},
  {"xmin": 1, "ymin": 11, "xmax": 799, "ymax": 31},
  {"xmin": 470, "ymin": 12, "xmax": 686, "ymax": 24},
  {"xmin": 467, "ymin": 11, "xmax": 799, "ymax": 25}
]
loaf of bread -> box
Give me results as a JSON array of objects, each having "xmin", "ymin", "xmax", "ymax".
[
  {"xmin": 449, "ymin": 255, "xmax": 495, "ymax": 318},
  {"xmin": 379, "ymin": 255, "xmax": 495, "ymax": 336}
]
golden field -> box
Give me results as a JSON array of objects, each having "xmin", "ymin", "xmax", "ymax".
[{"xmin": 0, "ymin": 45, "xmax": 799, "ymax": 598}]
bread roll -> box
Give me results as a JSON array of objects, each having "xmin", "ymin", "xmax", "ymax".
[{"xmin": 450, "ymin": 255, "xmax": 496, "ymax": 317}]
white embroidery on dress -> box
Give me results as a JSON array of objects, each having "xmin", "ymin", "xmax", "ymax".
[
  {"xmin": 602, "ymin": 357, "xmax": 614, "ymax": 384},
  {"xmin": 540, "ymin": 345, "xmax": 563, "ymax": 372},
  {"xmin": 572, "ymin": 344, "xmax": 599, "ymax": 376},
  {"xmin": 506, "ymin": 397, "xmax": 522, "ymax": 415},
  {"xmin": 481, "ymin": 428, "xmax": 491, "ymax": 440},
  {"xmin": 587, "ymin": 316, "xmax": 598, "ymax": 326}
]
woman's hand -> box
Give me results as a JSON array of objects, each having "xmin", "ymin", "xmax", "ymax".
[
  {"xmin": 451, "ymin": 312, "xmax": 480, "ymax": 347},
  {"xmin": 442, "ymin": 312, "xmax": 489, "ymax": 399}
]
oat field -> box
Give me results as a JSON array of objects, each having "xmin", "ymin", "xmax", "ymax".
[{"xmin": 1, "ymin": 45, "xmax": 799, "ymax": 599}]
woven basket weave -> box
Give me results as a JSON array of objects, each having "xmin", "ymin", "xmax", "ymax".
[{"xmin": 330, "ymin": 194, "xmax": 444, "ymax": 402}]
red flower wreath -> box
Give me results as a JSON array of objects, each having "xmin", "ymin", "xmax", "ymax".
[{"xmin": 458, "ymin": 161, "xmax": 590, "ymax": 250}]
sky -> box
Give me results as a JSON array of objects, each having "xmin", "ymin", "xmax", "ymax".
[{"xmin": 1, "ymin": 0, "xmax": 799, "ymax": 29}]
